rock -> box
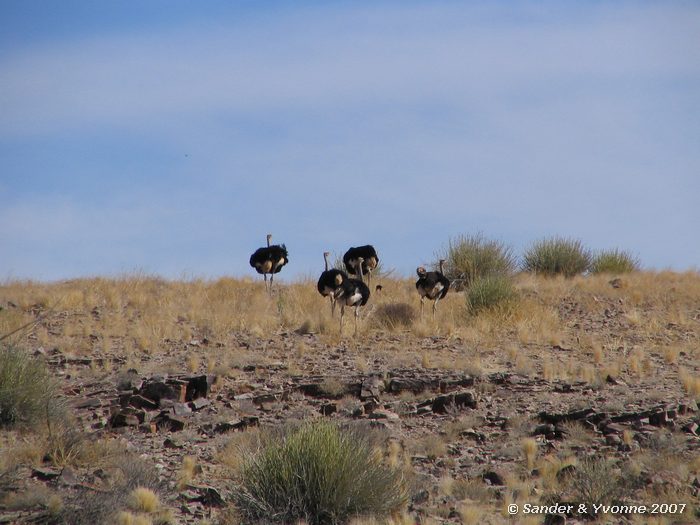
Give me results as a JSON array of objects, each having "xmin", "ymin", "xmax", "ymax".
[
  {"xmin": 172, "ymin": 403, "xmax": 193, "ymax": 417},
  {"xmin": 116, "ymin": 369, "xmax": 142, "ymax": 391},
  {"xmin": 164, "ymin": 438, "xmax": 183, "ymax": 449},
  {"xmin": 649, "ymin": 411, "xmax": 668, "ymax": 427},
  {"xmin": 151, "ymin": 413, "xmax": 186, "ymax": 432},
  {"xmin": 533, "ymin": 423, "xmax": 556, "ymax": 436},
  {"xmin": 253, "ymin": 392, "xmax": 281, "ymax": 405},
  {"xmin": 140, "ymin": 379, "xmax": 187, "ymax": 405},
  {"xmin": 438, "ymin": 375, "xmax": 475, "ymax": 392},
  {"xmin": 411, "ymin": 489, "xmax": 430, "ymax": 505},
  {"xmin": 110, "ymin": 408, "xmax": 145, "ymax": 428},
  {"xmin": 387, "ymin": 377, "xmax": 431, "ymax": 394},
  {"xmin": 482, "ymin": 469, "xmax": 506, "ymax": 486},
  {"xmin": 544, "ymin": 514, "xmax": 567, "ymax": 525},
  {"xmin": 210, "ymin": 417, "xmax": 259, "ymax": 434},
  {"xmin": 682, "ymin": 422, "xmax": 699, "ymax": 435},
  {"xmin": 183, "ymin": 375, "xmax": 216, "ymax": 400},
  {"xmin": 32, "ymin": 467, "xmax": 60, "ymax": 480},
  {"xmin": 431, "ymin": 391, "xmax": 477, "ymax": 414},
  {"xmin": 128, "ymin": 394, "xmax": 159, "ymax": 410},
  {"xmin": 360, "ymin": 376, "xmax": 382, "ymax": 400},
  {"xmin": 320, "ymin": 403, "xmax": 337, "ymax": 416},
  {"xmin": 199, "ymin": 486, "xmax": 225, "ymax": 507},
  {"xmin": 189, "ymin": 398, "xmax": 211, "ymax": 411},
  {"xmin": 539, "ymin": 408, "xmax": 595, "ymax": 424},
  {"xmin": 58, "ymin": 467, "xmax": 79, "ymax": 486},
  {"xmin": 73, "ymin": 397, "xmax": 102, "ymax": 409},
  {"xmin": 298, "ymin": 381, "xmax": 359, "ymax": 398},
  {"xmin": 369, "ymin": 409, "xmax": 400, "ymax": 420},
  {"xmin": 605, "ymin": 434, "xmax": 622, "ymax": 446},
  {"xmin": 601, "ymin": 423, "xmax": 626, "ymax": 435}
]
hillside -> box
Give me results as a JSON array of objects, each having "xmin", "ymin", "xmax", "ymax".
[{"xmin": 1, "ymin": 271, "xmax": 699, "ymax": 524}]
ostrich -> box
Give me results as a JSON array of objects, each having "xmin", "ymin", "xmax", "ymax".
[
  {"xmin": 343, "ymin": 245, "xmax": 379, "ymax": 288},
  {"xmin": 316, "ymin": 252, "xmax": 347, "ymax": 316},
  {"xmin": 416, "ymin": 259, "xmax": 450, "ymax": 319},
  {"xmin": 249, "ymin": 234, "xmax": 288, "ymax": 293},
  {"xmin": 337, "ymin": 257, "xmax": 370, "ymax": 335}
]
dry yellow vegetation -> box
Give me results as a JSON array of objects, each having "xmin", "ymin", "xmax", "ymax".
[{"xmin": 1, "ymin": 270, "xmax": 699, "ymax": 524}]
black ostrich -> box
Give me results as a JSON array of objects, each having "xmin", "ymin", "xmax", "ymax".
[
  {"xmin": 249, "ymin": 234, "xmax": 288, "ymax": 293},
  {"xmin": 316, "ymin": 252, "xmax": 347, "ymax": 316},
  {"xmin": 337, "ymin": 257, "xmax": 370, "ymax": 335},
  {"xmin": 342, "ymin": 245, "xmax": 379, "ymax": 288},
  {"xmin": 416, "ymin": 259, "xmax": 450, "ymax": 319}
]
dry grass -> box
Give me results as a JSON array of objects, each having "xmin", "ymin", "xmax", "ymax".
[{"xmin": 1, "ymin": 271, "xmax": 699, "ymax": 523}]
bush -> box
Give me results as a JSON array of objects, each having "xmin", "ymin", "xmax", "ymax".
[
  {"xmin": 567, "ymin": 457, "xmax": 626, "ymax": 513},
  {"xmin": 0, "ymin": 344, "xmax": 59, "ymax": 428},
  {"xmin": 589, "ymin": 249, "xmax": 640, "ymax": 274},
  {"xmin": 233, "ymin": 421, "xmax": 408, "ymax": 524},
  {"xmin": 440, "ymin": 234, "xmax": 517, "ymax": 290},
  {"xmin": 466, "ymin": 275, "xmax": 518, "ymax": 315},
  {"xmin": 522, "ymin": 237, "xmax": 592, "ymax": 277}
]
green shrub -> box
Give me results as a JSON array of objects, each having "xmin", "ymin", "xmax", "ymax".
[
  {"xmin": 233, "ymin": 421, "xmax": 408, "ymax": 524},
  {"xmin": 522, "ymin": 237, "xmax": 592, "ymax": 277},
  {"xmin": 440, "ymin": 234, "xmax": 517, "ymax": 290},
  {"xmin": 589, "ymin": 249, "xmax": 640, "ymax": 274},
  {"xmin": 0, "ymin": 345, "xmax": 59, "ymax": 428},
  {"xmin": 466, "ymin": 275, "xmax": 518, "ymax": 315}
]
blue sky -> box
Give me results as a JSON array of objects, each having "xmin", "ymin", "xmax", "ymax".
[{"xmin": 2, "ymin": 1, "xmax": 699, "ymax": 281}]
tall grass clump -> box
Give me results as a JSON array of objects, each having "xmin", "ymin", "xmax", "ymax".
[
  {"xmin": 232, "ymin": 421, "xmax": 408, "ymax": 524},
  {"xmin": 440, "ymin": 234, "xmax": 517, "ymax": 290},
  {"xmin": 0, "ymin": 344, "xmax": 59, "ymax": 427},
  {"xmin": 466, "ymin": 275, "xmax": 518, "ymax": 315},
  {"xmin": 522, "ymin": 237, "xmax": 592, "ymax": 277},
  {"xmin": 589, "ymin": 249, "xmax": 640, "ymax": 274}
]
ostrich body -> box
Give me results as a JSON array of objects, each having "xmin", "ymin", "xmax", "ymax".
[
  {"xmin": 249, "ymin": 234, "xmax": 288, "ymax": 292},
  {"xmin": 316, "ymin": 252, "xmax": 347, "ymax": 316},
  {"xmin": 416, "ymin": 259, "xmax": 450, "ymax": 319},
  {"xmin": 343, "ymin": 245, "xmax": 379, "ymax": 288},
  {"xmin": 337, "ymin": 257, "xmax": 370, "ymax": 335}
]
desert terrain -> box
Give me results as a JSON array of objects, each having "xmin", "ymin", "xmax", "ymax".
[{"xmin": 1, "ymin": 269, "xmax": 699, "ymax": 524}]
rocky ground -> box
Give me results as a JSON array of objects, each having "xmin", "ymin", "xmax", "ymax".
[{"xmin": 1, "ymin": 273, "xmax": 699, "ymax": 524}]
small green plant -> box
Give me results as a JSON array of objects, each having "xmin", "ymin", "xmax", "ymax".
[
  {"xmin": 522, "ymin": 237, "xmax": 592, "ymax": 277},
  {"xmin": 232, "ymin": 421, "xmax": 408, "ymax": 524},
  {"xmin": 466, "ymin": 275, "xmax": 517, "ymax": 315},
  {"xmin": 589, "ymin": 249, "xmax": 640, "ymax": 274},
  {"xmin": 439, "ymin": 234, "xmax": 517, "ymax": 290},
  {"xmin": 0, "ymin": 344, "xmax": 59, "ymax": 428}
]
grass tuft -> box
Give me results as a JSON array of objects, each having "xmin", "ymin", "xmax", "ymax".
[
  {"xmin": 128, "ymin": 487, "xmax": 160, "ymax": 513},
  {"xmin": 589, "ymin": 248, "xmax": 640, "ymax": 274},
  {"xmin": 231, "ymin": 421, "xmax": 408, "ymax": 524},
  {"xmin": 466, "ymin": 275, "xmax": 518, "ymax": 315},
  {"xmin": 0, "ymin": 344, "xmax": 60, "ymax": 428},
  {"xmin": 567, "ymin": 457, "xmax": 626, "ymax": 511},
  {"xmin": 522, "ymin": 237, "xmax": 592, "ymax": 277},
  {"xmin": 440, "ymin": 233, "xmax": 516, "ymax": 290}
]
